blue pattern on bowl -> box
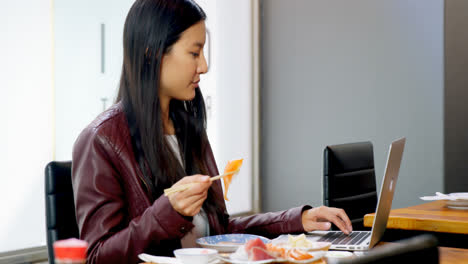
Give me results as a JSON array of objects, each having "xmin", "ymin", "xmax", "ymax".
[
  {"xmin": 197, "ymin": 234, "xmax": 270, "ymax": 245},
  {"xmin": 196, "ymin": 234, "xmax": 270, "ymax": 253}
]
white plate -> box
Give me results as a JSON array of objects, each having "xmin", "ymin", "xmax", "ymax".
[
  {"xmin": 446, "ymin": 193, "xmax": 468, "ymax": 209},
  {"xmin": 196, "ymin": 234, "xmax": 271, "ymax": 253},
  {"xmin": 447, "ymin": 205, "xmax": 468, "ymax": 210},
  {"xmin": 449, "ymin": 192, "xmax": 468, "ymax": 199},
  {"xmin": 139, "ymin": 253, "xmax": 221, "ymax": 264},
  {"xmin": 270, "ymin": 235, "xmax": 331, "ymax": 251},
  {"xmin": 219, "ymin": 251, "xmax": 327, "ymax": 264}
]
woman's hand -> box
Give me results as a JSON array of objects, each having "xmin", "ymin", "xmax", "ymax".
[
  {"xmin": 167, "ymin": 175, "xmax": 212, "ymax": 217},
  {"xmin": 301, "ymin": 206, "xmax": 353, "ymax": 235}
]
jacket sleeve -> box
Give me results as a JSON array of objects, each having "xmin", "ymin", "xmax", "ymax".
[
  {"xmin": 225, "ymin": 206, "xmax": 312, "ymax": 238},
  {"xmin": 72, "ymin": 127, "xmax": 193, "ymax": 264}
]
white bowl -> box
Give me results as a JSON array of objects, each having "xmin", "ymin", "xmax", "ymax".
[
  {"xmin": 173, "ymin": 248, "xmax": 218, "ymax": 264},
  {"xmin": 325, "ymin": 251, "xmax": 354, "ymax": 259}
]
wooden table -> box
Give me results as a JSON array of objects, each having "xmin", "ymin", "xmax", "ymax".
[
  {"xmin": 373, "ymin": 242, "xmax": 468, "ymax": 264},
  {"xmin": 363, "ymin": 200, "xmax": 468, "ymax": 262},
  {"xmin": 438, "ymin": 246, "xmax": 468, "ymax": 264},
  {"xmin": 364, "ymin": 200, "xmax": 468, "ymax": 234}
]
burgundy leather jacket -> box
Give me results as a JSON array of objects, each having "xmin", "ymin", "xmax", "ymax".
[{"xmin": 72, "ymin": 103, "xmax": 310, "ymax": 264}]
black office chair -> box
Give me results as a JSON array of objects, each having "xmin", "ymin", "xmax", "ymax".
[
  {"xmin": 323, "ymin": 141, "xmax": 378, "ymax": 230},
  {"xmin": 45, "ymin": 161, "xmax": 79, "ymax": 264},
  {"xmin": 329, "ymin": 234, "xmax": 439, "ymax": 264}
]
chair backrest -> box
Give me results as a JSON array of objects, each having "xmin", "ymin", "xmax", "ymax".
[
  {"xmin": 45, "ymin": 161, "xmax": 79, "ymax": 263},
  {"xmin": 323, "ymin": 141, "xmax": 378, "ymax": 230},
  {"xmin": 329, "ymin": 234, "xmax": 439, "ymax": 264}
]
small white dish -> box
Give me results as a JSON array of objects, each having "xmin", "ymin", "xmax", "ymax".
[
  {"xmin": 325, "ymin": 251, "xmax": 354, "ymax": 259},
  {"xmin": 173, "ymin": 248, "xmax": 218, "ymax": 264}
]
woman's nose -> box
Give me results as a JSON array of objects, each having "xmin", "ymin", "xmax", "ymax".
[{"xmin": 198, "ymin": 52, "xmax": 208, "ymax": 74}]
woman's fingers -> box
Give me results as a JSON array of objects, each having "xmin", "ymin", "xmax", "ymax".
[
  {"xmin": 183, "ymin": 192, "xmax": 208, "ymax": 216},
  {"xmin": 178, "ymin": 190, "xmax": 207, "ymax": 208},
  {"xmin": 173, "ymin": 174, "xmax": 210, "ymax": 187},
  {"xmin": 336, "ymin": 208, "xmax": 353, "ymax": 231},
  {"xmin": 326, "ymin": 211, "xmax": 351, "ymax": 234},
  {"xmin": 168, "ymin": 175, "xmax": 211, "ymax": 216},
  {"xmin": 331, "ymin": 207, "xmax": 353, "ymax": 233},
  {"xmin": 172, "ymin": 175, "xmax": 212, "ymax": 195},
  {"xmin": 186, "ymin": 180, "xmax": 212, "ymax": 195},
  {"xmin": 302, "ymin": 206, "xmax": 353, "ymax": 234},
  {"xmin": 169, "ymin": 190, "xmax": 207, "ymax": 215}
]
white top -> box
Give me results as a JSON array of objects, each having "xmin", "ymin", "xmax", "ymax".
[{"xmin": 165, "ymin": 135, "xmax": 210, "ymax": 247}]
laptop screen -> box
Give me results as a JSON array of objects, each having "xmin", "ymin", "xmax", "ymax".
[{"xmin": 369, "ymin": 137, "xmax": 406, "ymax": 248}]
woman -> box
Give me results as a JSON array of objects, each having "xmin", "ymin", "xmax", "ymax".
[{"xmin": 72, "ymin": 0, "xmax": 352, "ymax": 263}]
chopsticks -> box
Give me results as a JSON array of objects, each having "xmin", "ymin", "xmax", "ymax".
[{"xmin": 163, "ymin": 169, "xmax": 240, "ymax": 196}]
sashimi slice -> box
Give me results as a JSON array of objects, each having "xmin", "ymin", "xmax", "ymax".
[
  {"xmin": 286, "ymin": 248, "xmax": 314, "ymax": 260},
  {"xmin": 245, "ymin": 238, "xmax": 266, "ymax": 252},
  {"xmin": 245, "ymin": 238, "xmax": 275, "ymax": 261},
  {"xmin": 249, "ymin": 247, "xmax": 276, "ymax": 261},
  {"xmin": 266, "ymin": 243, "xmax": 286, "ymax": 259},
  {"xmin": 222, "ymin": 159, "xmax": 243, "ymax": 200}
]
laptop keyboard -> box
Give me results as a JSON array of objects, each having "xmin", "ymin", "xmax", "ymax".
[{"xmin": 317, "ymin": 231, "xmax": 371, "ymax": 245}]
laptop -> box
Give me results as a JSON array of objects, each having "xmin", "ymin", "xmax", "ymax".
[{"xmin": 308, "ymin": 137, "xmax": 406, "ymax": 251}]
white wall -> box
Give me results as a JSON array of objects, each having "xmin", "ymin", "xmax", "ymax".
[
  {"xmin": 261, "ymin": 0, "xmax": 444, "ymax": 211},
  {"xmin": 0, "ymin": 0, "xmax": 54, "ymax": 252},
  {"xmin": 54, "ymin": 0, "xmax": 134, "ymax": 160},
  {"xmin": 212, "ymin": 0, "xmax": 254, "ymax": 214},
  {"xmin": 197, "ymin": 0, "xmax": 257, "ymax": 215}
]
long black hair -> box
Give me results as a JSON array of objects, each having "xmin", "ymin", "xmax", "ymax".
[{"xmin": 116, "ymin": 0, "xmax": 224, "ymax": 215}]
